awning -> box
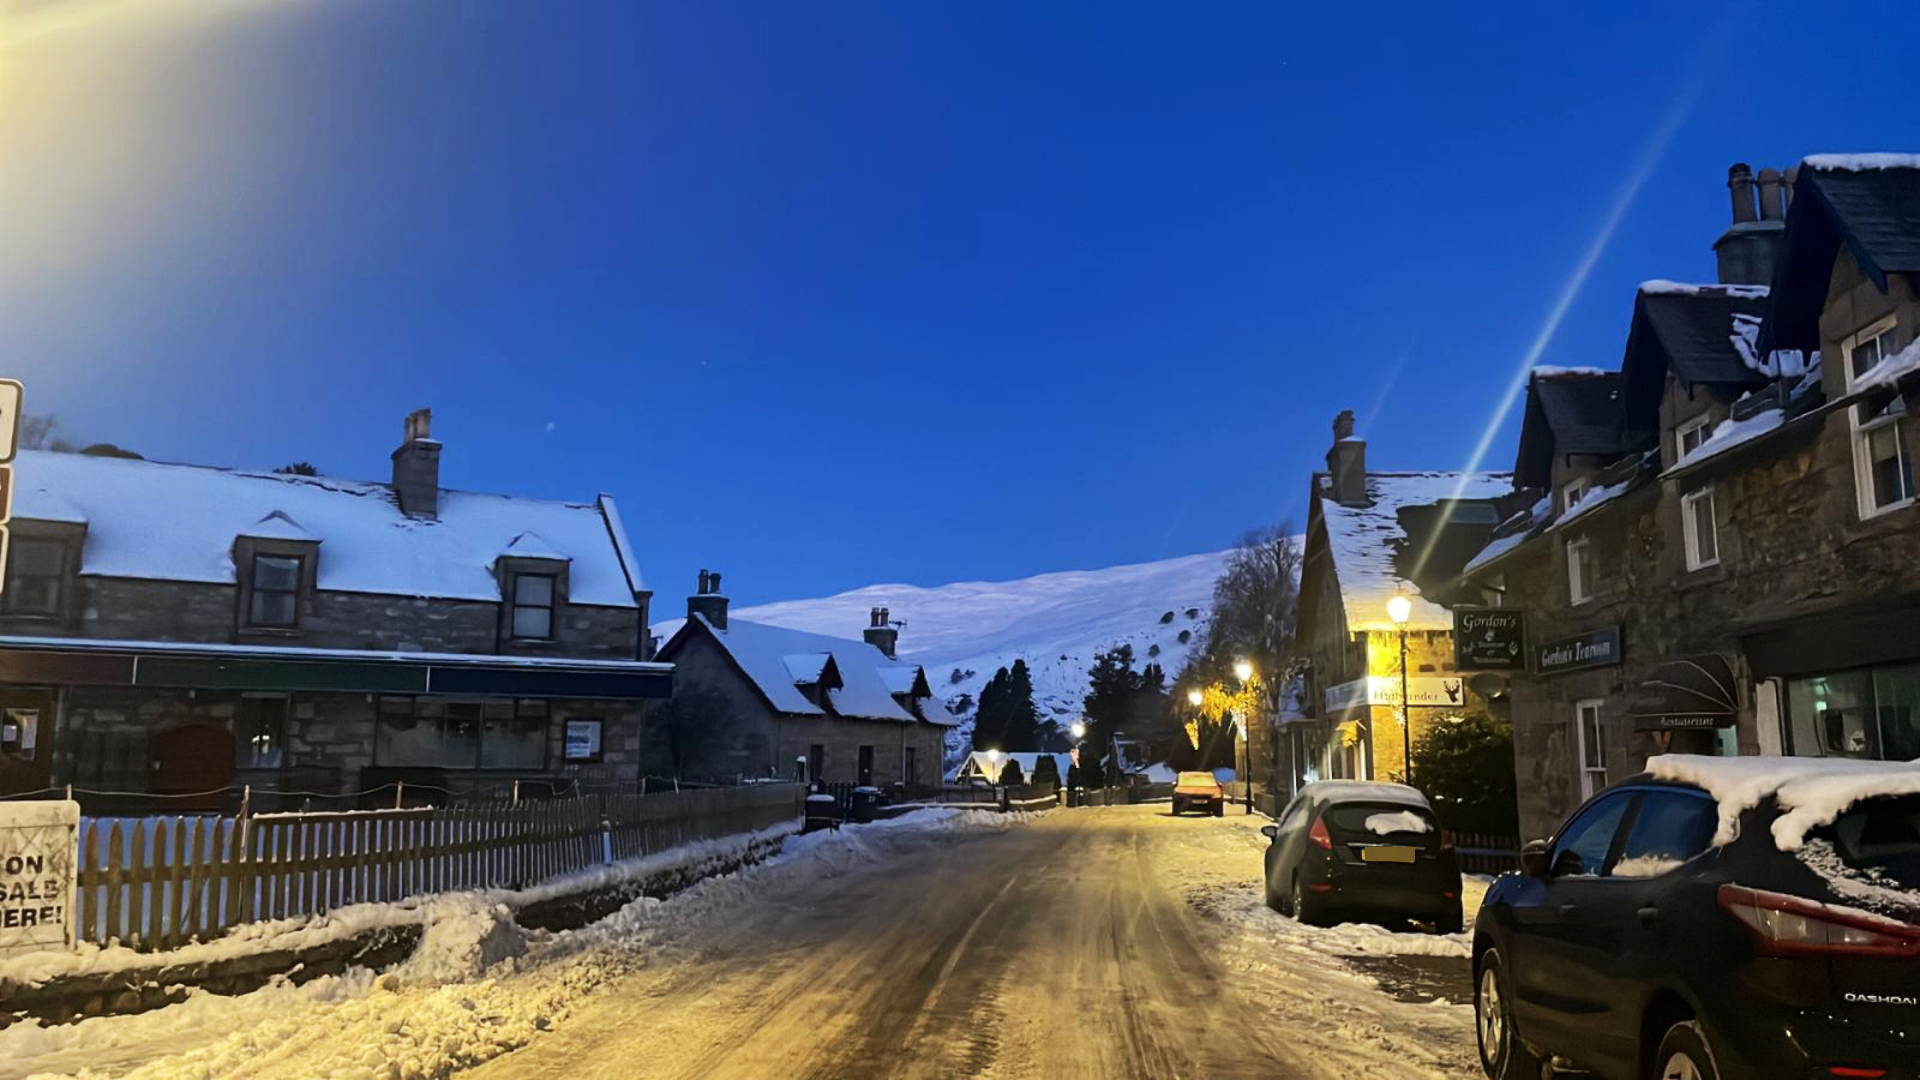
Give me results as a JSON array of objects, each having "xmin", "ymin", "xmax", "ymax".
[{"xmin": 1628, "ymin": 655, "xmax": 1738, "ymax": 731}]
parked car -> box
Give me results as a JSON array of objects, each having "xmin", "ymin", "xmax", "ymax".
[
  {"xmin": 1172, "ymin": 771, "xmax": 1225, "ymax": 816},
  {"xmin": 1473, "ymin": 759, "xmax": 1920, "ymax": 1080},
  {"xmin": 1263, "ymin": 780, "xmax": 1462, "ymax": 932}
]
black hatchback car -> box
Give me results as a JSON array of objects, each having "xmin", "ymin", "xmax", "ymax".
[
  {"xmin": 1264, "ymin": 780, "xmax": 1463, "ymax": 932},
  {"xmin": 1474, "ymin": 771, "xmax": 1920, "ymax": 1080}
]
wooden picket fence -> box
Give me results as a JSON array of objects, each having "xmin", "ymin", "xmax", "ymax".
[{"xmin": 72, "ymin": 783, "xmax": 805, "ymax": 951}]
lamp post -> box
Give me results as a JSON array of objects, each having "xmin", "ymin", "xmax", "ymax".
[
  {"xmin": 1233, "ymin": 659, "xmax": 1255, "ymax": 814},
  {"xmin": 1070, "ymin": 721, "xmax": 1086, "ymax": 740},
  {"xmin": 1386, "ymin": 593, "xmax": 1414, "ymax": 788}
]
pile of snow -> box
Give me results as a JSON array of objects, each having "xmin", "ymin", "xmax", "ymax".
[
  {"xmin": 1550, "ymin": 474, "xmax": 1637, "ymax": 530},
  {"xmin": 1729, "ymin": 311, "xmax": 1811, "ymax": 378},
  {"xmin": 1646, "ymin": 754, "xmax": 1920, "ymax": 849},
  {"xmin": 1796, "ymin": 840, "xmax": 1918, "ymax": 916},
  {"xmin": 1363, "ymin": 811, "xmax": 1431, "ymax": 836}
]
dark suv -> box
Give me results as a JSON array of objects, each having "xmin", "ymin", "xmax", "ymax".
[{"xmin": 1474, "ymin": 775, "xmax": 1920, "ymax": 1080}]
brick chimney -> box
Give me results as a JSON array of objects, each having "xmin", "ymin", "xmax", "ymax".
[
  {"xmin": 390, "ymin": 408, "xmax": 441, "ymax": 520},
  {"xmin": 1714, "ymin": 162, "xmax": 1786, "ymax": 286},
  {"xmin": 863, "ymin": 606, "xmax": 899, "ymax": 659},
  {"xmin": 687, "ymin": 568, "xmax": 729, "ymax": 630},
  {"xmin": 1325, "ymin": 409, "xmax": 1369, "ymax": 507}
]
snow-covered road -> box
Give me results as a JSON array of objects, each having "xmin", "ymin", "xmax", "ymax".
[{"xmin": 3, "ymin": 804, "xmax": 1486, "ymax": 1079}]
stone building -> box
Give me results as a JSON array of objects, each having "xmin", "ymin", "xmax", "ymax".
[
  {"xmin": 1282, "ymin": 413, "xmax": 1516, "ymax": 804},
  {"xmin": 651, "ymin": 576, "xmax": 959, "ymax": 787},
  {"xmin": 1459, "ymin": 157, "xmax": 1920, "ymax": 841},
  {"xmin": 0, "ymin": 411, "xmax": 670, "ymax": 808}
]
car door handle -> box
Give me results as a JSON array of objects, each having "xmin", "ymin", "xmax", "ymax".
[
  {"xmin": 1558, "ymin": 903, "xmax": 1578, "ymax": 916},
  {"xmin": 1638, "ymin": 906, "xmax": 1660, "ymax": 926}
]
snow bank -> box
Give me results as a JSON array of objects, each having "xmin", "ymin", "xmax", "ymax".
[
  {"xmin": 1646, "ymin": 754, "xmax": 1920, "ymax": 849},
  {"xmin": 1363, "ymin": 811, "xmax": 1430, "ymax": 836}
]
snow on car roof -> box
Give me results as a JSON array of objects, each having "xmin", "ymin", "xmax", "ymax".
[
  {"xmin": 1301, "ymin": 780, "xmax": 1430, "ymax": 808},
  {"xmin": 1647, "ymin": 754, "xmax": 1920, "ymax": 850}
]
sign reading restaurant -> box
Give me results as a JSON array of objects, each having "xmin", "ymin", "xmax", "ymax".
[
  {"xmin": 1536, "ymin": 626, "xmax": 1622, "ymax": 674},
  {"xmin": 1452, "ymin": 606, "xmax": 1526, "ymax": 671}
]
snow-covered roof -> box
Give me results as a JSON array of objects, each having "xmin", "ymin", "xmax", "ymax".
[
  {"xmin": 1638, "ymin": 279, "xmax": 1769, "ymax": 299},
  {"xmin": 1646, "ymin": 754, "xmax": 1920, "ymax": 851},
  {"xmin": 0, "ymin": 632, "xmax": 670, "ymax": 671},
  {"xmin": 684, "ymin": 615, "xmax": 918, "ymax": 722},
  {"xmin": 10, "ymin": 450, "xmax": 641, "ymax": 607},
  {"xmin": 498, "ymin": 531, "xmax": 572, "ymax": 562},
  {"xmin": 1300, "ymin": 780, "xmax": 1430, "ymax": 808},
  {"xmin": 949, "ymin": 751, "xmax": 1073, "ymax": 782},
  {"xmin": 1462, "ymin": 496, "xmax": 1550, "ymax": 576},
  {"xmin": 1803, "ymin": 153, "xmax": 1920, "ymax": 171},
  {"xmin": 1547, "ymin": 475, "xmax": 1636, "ymax": 532},
  {"xmin": 1316, "ymin": 471, "xmax": 1513, "ymax": 632},
  {"xmin": 878, "ymin": 666, "xmax": 921, "ymax": 695},
  {"xmin": 916, "ymin": 694, "xmax": 965, "ymax": 727}
]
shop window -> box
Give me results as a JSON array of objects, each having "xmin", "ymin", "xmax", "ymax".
[
  {"xmin": 377, "ymin": 697, "xmax": 551, "ymax": 768},
  {"xmin": 1784, "ymin": 670, "xmax": 1878, "ymax": 758},
  {"xmin": 1675, "ymin": 414, "xmax": 1713, "ymax": 464},
  {"xmin": 1681, "ymin": 487, "xmax": 1718, "ymax": 570},
  {"xmin": 1575, "ymin": 698, "xmax": 1607, "ymax": 799},
  {"xmin": 236, "ymin": 696, "xmax": 288, "ymax": 768},
  {"xmin": 248, "ymin": 554, "xmax": 302, "ymax": 628},
  {"xmin": 3, "ymin": 538, "xmax": 67, "ymax": 617},
  {"xmin": 1845, "ymin": 317, "xmax": 1915, "ymax": 517},
  {"xmin": 1566, "ymin": 537, "xmax": 1594, "ymax": 605},
  {"xmin": 511, "ymin": 573, "xmax": 557, "ymax": 640}
]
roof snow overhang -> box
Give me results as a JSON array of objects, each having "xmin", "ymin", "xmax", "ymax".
[{"xmin": 1761, "ymin": 158, "xmax": 1920, "ymax": 355}]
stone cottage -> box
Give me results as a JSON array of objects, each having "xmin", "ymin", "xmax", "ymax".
[
  {"xmin": 0, "ymin": 410, "xmax": 670, "ymax": 808},
  {"xmin": 651, "ymin": 575, "xmax": 959, "ymax": 787},
  {"xmin": 1459, "ymin": 157, "xmax": 1920, "ymax": 841}
]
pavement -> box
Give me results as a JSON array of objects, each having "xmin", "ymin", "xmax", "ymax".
[{"xmin": 468, "ymin": 804, "xmax": 1477, "ymax": 1080}]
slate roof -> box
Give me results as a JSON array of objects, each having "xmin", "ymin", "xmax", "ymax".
[
  {"xmin": 1763, "ymin": 156, "xmax": 1920, "ymax": 354},
  {"xmin": 1513, "ymin": 370, "xmax": 1641, "ymax": 487},
  {"xmin": 1618, "ymin": 283, "xmax": 1772, "ymax": 434}
]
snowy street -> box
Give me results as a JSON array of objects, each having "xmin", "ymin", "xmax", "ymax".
[{"xmin": 0, "ymin": 804, "xmax": 1487, "ymax": 1079}]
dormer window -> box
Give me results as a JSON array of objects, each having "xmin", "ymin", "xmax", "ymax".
[
  {"xmin": 248, "ymin": 554, "xmax": 303, "ymax": 628},
  {"xmin": 3, "ymin": 538, "xmax": 68, "ymax": 617},
  {"xmin": 1561, "ymin": 477, "xmax": 1590, "ymax": 515},
  {"xmin": 510, "ymin": 572, "xmax": 557, "ymax": 640},
  {"xmin": 1675, "ymin": 414, "xmax": 1713, "ymax": 463}
]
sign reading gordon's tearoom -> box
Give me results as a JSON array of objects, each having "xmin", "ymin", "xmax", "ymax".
[
  {"xmin": 0, "ymin": 800, "xmax": 79, "ymax": 958},
  {"xmin": 1535, "ymin": 626, "xmax": 1623, "ymax": 675}
]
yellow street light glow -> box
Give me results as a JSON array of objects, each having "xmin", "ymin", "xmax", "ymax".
[
  {"xmin": 1233, "ymin": 659, "xmax": 1254, "ymax": 684},
  {"xmin": 1070, "ymin": 721, "xmax": 1086, "ymax": 739},
  {"xmin": 1386, "ymin": 593, "xmax": 1413, "ymax": 627},
  {"xmin": 1187, "ymin": 689, "xmax": 1203, "ymax": 707}
]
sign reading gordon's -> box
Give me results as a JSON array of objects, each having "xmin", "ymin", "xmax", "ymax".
[{"xmin": 0, "ymin": 799, "xmax": 79, "ymax": 958}]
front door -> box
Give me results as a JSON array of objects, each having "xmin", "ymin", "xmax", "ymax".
[
  {"xmin": 150, "ymin": 724, "xmax": 235, "ymax": 809},
  {"xmin": 0, "ymin": 687, "xmax": 55, "ymax": 796},
  {"xmin": 857, "ymin": 745, "xmax": 874, "ymax": 785}
]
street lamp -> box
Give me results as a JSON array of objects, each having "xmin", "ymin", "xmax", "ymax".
[
  {"xmin": 1187, "ymin": 689, "xmax": 1203, "ymax": 707},
  {"xmin": 986, "ymin": 748, "xmax": 1003, "ymax": 785},
  {"xmin": 1387, "ymin": 593, "xmax": 1414, "ymax": 789},
  {"xmin": 1070, "ymin": 721, "xmax": 1086, "ymax": 740},
  {"xmin": 1233, "ymin": 660, "xmax": 1255, "ymax": 814}
]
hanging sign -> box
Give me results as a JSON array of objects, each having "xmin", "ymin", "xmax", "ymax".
[{"xmin": 1453, "ymin": 607, "xmax": 1527, "ymax": 671}]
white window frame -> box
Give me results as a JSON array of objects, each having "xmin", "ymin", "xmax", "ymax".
[
  {"xmin": 1674, "ymin": 413, "xmax": 1713, "ymax": 465},
  {"xmin": 1566, "ymin": 536, "xmax": 1593, "ymax": 606},
  {"xmin": 1845, "ymin": 315, "xmax": 1914, "ymax": 519},
  {"xmin": 1575, "ymin": 698, "xmax": 1607, "ymax": 800},
  {"xmin": 1561, "ymin": 476, "xmax": 1591, "ymax": 515},
  {"xmin": 1680, "ymin": 485, "xmax": 1719, "ymax": 570}
]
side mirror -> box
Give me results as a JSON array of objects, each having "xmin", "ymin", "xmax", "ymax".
[
  {"xmin": 1260, "ymin": 824, "xmax": 1279, "ymax": 841},
  {"xmin": 1520, "ymin": 838, "xmax": 1551, "ymax": 877}
]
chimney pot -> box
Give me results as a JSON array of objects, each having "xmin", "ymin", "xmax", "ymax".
[
  {"xmin": 1727, "ymin": 163, "xmax": 1758, "ymax": 224},
  {"xmin": 390, "ymin": 408, "xmax": 441, "ymax": 520},
  {"xmin": 687, "ymin": 569, "xmax": 729, "ymax": 629},
  {"xmin": 1325, "ymin": 411, "xmax": 1368, "ymax": 507},
  {"xmin": 1757, "ymin": 167, "xmax": 1786, "ymax": 221},
  {"xmin": 864, "ymin": 608, "xmax": 900, "ymax": 659}
]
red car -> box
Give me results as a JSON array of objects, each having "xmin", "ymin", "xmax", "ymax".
[{"xmin": 1172, "ymin": 771, "xmax": 1226, "ymax": 816}]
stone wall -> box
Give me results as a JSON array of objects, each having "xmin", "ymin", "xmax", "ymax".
[{"xmin": 0, "ymin": 577, "xmax": 641, "ymax": 660}]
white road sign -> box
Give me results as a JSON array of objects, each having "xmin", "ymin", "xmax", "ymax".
[
  {"xmin": 0, "ymin": 800, "xmax": 79, "ymax": 959},
  {"xmin": 0, "ymin": 381, "xmax": 21, "ymax": 464}
]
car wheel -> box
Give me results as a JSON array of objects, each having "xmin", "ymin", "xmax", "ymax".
[
  {"xmin": 1214, "ymin": 803, "xmax": 1224, "ymax": 817},
  {"xmin": 1476, "ymin": 949, "xmax": 1544, "ymax": 1080},
  {"xmin": 1652, "ymin": 1021, "xmax": 1718, "ymax": 1080}
]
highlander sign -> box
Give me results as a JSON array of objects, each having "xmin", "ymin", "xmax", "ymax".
[
  {"xmin": 1536, "ymin": 627, "xmax": 1623, "ymax": 674},
  {"xmin": 0, "ymin": 799, "xmax": 78, "ymax": 958},
  {"xmin": 1323, "ymin": 676, "xmax": 1467, "ymax": 715},
  {"xmin": 1453, "ymin": 607, "xmax": 1526, "ymax": 671}
]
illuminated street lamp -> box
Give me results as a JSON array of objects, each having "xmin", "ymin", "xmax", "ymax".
[
  {"xmin": 1070, "ymin": 721, "xmax": 1086, "ymax": 740},
  {"xmin": 1187, "ymin": 689, "xmax": 1204, "ymax": 707},
  {"xmin": 987, "ymin": 747, "xmax": 1004, "ymax": 785},
  {"xmin": 1233, "ymin": 660, "xmax": 1254, "ymax": 814},
  {"xmin": 1387, "ymin": 593, "xmax": 1414, "ymax": 788}
]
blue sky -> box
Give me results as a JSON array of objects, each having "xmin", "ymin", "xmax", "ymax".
[{"xmin": 4, "ymin": 0, "xmax": 1918, "ymax": 607}]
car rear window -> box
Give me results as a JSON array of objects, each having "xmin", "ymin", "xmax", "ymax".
[
  {"xmin": 1323, "ymin": 803, "xmax": 1437, "ymax": 843},
  {"xmin": 1825, "ymin": 794, "xmax": 1920, "ymax": 887},
  {"xmin": 1177, "ymin": 773, "xmax": 1218, "ymax": 787}
]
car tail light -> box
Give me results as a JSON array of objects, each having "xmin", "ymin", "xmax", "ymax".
[
  {"xmin": 1717, "ymin": 884, "xmax": 1920, "ymax": 958},
  {"xmin": 1308, "ymin": 816, "xmax": 1333, "ymax": 850},
  {"xmin": 1828, "ymin": 1068, "xmax": 1887, "ymax": 1078}
]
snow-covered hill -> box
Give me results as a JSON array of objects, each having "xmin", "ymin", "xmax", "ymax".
[{"xmin": 657, "ymin": 550, "xmax": 1232, "ymax": 762}]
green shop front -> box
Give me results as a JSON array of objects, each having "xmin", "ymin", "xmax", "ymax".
[{"xmin": 0, "ymin": 637, "xmax": 673, "ymax": 811}]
